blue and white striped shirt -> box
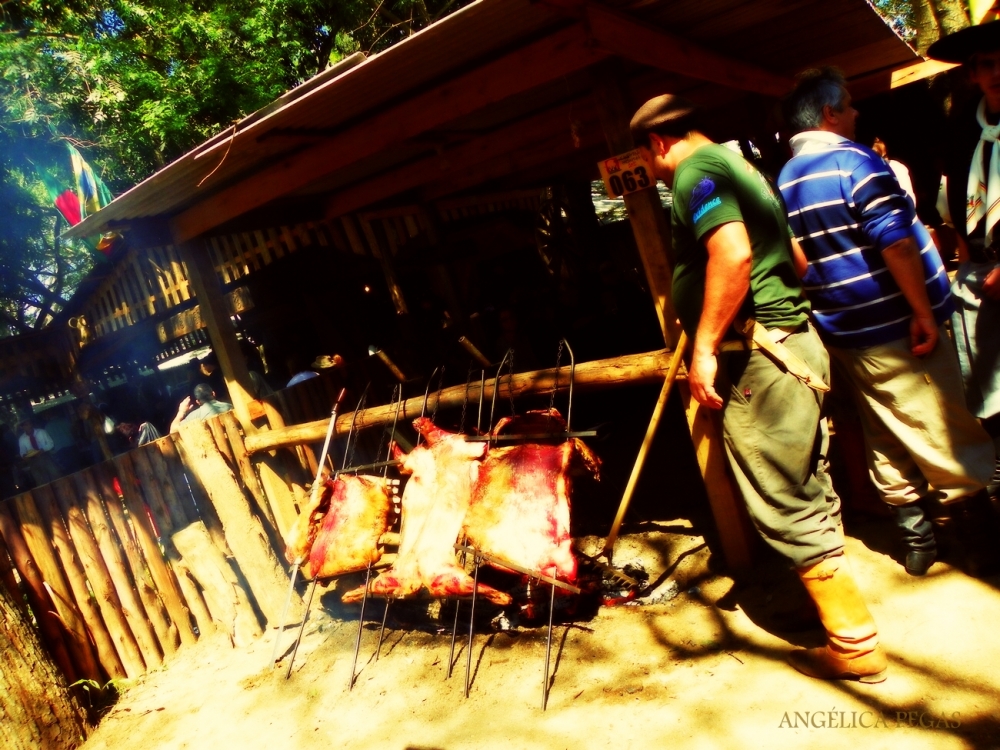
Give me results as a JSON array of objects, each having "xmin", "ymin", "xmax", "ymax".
[{"xmin": 778, "ymin": 131, "xmax": 952, "ymax": 349}]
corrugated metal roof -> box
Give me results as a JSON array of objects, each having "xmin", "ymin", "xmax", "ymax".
[{"xmin": 65, "ymin": 0, "xmax": 917, "ymax": 242}]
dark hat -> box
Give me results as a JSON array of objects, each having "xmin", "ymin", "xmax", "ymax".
[
  {"xmin": 927, "ymin": 19, "xmax": 1000, "ymax": 63},
  {"xmin": 630, "ymin": 94, "xmax": 697, "ymax": 140}
]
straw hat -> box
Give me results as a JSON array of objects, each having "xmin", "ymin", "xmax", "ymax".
[{"xmin": 311, "ymin": 354, "xmax": 344, "ymax": 369}]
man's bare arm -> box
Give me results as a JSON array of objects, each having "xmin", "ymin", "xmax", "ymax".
[
  {"xmin": 881, "ymin": 236, "xmax": 937, "ymax": 356},
  {"xmin": 170, "ymin": 396, "xmax": 193, "ymax": 434},
  {"xmin": 689, "ymin": 221, "xmax": 753, "ymax": 409}
]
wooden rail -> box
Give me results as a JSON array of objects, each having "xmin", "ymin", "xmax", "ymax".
[{"xmin": 245, "ymin": 348, "xmax": 683, "ymax": 454}]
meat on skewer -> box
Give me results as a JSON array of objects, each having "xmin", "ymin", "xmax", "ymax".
[
  {"xmin": 342, "ymin": 417, "xmax": 511, "ymax": 605},
  {"xmin": 284, "ymin": 475, "xmax": 392, "ymax": 579},
  {"xmin": 464, "ymin": 409, "xmax": 600, "ymax": 582}
]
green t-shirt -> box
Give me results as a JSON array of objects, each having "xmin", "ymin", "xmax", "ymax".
[{"xmin": 670, "ymin": 144, "xmax": 809, "ymax": 337}]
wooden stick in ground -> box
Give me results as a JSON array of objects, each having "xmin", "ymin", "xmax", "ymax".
[
  {"xmin": 33, "ymin": 482, "xmax": 126, "ymax": 680},
  {"xmin": 172, "ymin": 521, "xmax": 261, "ymax": 646},
  {"xmin": 50, "ymin": 477, "xmax": 145, "ymax": 679},
  {"xmin": 0, "ymin": 529, "xmax": 26, "ymax": 616},
  {"xmin": 12, "ymin": 490, "xmax": 103, "ymax": 682},
  {"xmin": 75, "ymin": 469, "xmax": 163, "ymax": 670},
  {"xmin": 94, "ymin": 462, "xmax": 177, "ymax": 656},
  {"xmin": 219, "ymin": 411, "xmax": 278, "ymax": 537},
  {"xmin": 113, "ymin": 453, "xmax": 197, "ymax": 648},
  {"xmin": 174, "ymin": 418, "xmax": 302, "ymax": 627},
  {"xmin": 0, "ymin": 501, "xmax": 79, "ymax": 683},
  {"xmin": 602, "ymin": 332, "xmax": 688, "ymax": 563},
  {"xmin": 245, "ymin": 348, "xmax": 682, "ymax": 454}
]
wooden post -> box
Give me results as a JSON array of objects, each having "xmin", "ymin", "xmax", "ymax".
[
  {"xmin": 0, "ymin": 502, "xmax": 78, "ymax": 682},
  {"xmin": 93, "ymin": 463, "xmax": 176, "ymax": 655},
  {"xmin": 74, "ymin": 469, "xmax": 163, "ymax": 670},
  {"xmin": 172, "ymin": 522, "xmax": 262, "ymax": 646},
  {"xmin": 176, "ymin": 239, "xmax": 255, "ymax": 431},
  {"xmin": 11, "ymin": 491, "xmax": 103, "ymax": 682},
  {"xmin": 591, "ymin": 67, "xmax": 754, "ymax": 573},
  {"xmin": 174, "ymin": 418, "xmax": 302, "ymax": 627},
  {"xmin": 112, "ymin": 455, "xmax": 197, "ymax": 647},
  {"xmin": 32, "ymin": 483, "xmax": 127, "ymax": 680},
  {"xmin": 50, "ymin": 478, "xmax": 144, "ymax": 679},
  {"xmin": 0, "ymin": 531, "xmax": 25, "ymax": 616},
  {"xmin": 219, "ymin": 412, "xmax": 279, "ymax": 537}
]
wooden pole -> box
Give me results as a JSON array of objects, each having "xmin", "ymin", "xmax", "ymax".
[
  {"xmin": 93, "ymin": 463, "xmax": 176, "ymax": 655},
  {"xmin": 176, "ymin": 239, "xmax": 255, "ymax": 431},
  {"xmin": 128, "ymin": 448, "xmax": 177, "ymax": 538},
  {"xmin": 684, "ymin": 393, "xmax": 756, "ymax": 571},
  {"xmin": 219, "ymin": 411, "xmax": 277, "ymax": 535},
  {"xmin": 123, "ymin": 448, "xmax": 218, "ymax": 641},
  {"xmin": 11, "ymin": 490, "xmax": 103, "ymax": 682},
  {"xmin": 0, "ymin": 501, "xmax": 78, "ymax": 682},
  {"xmin": 172, "ymin": 522, "xmax": 262, "ymax": 646},
  {"xmin": 174, "ymin": 418, "xmax": 302, "ymax": 627},
  {"xmin": 246, "ymin": 348, "xmax": 682, "ymax": 454},
  {"xmin": 155, "ymin": 437, "xmax": 201, "ymax": 525},
  {"xmin": 50, "ymin": 477, "xmax": 143, "ymax": 679},
  {"xmin": 112, "ymin": 454, "xmax": 197, "ymax": 647},
  {"xmin": 32, "ymin": 483, "xmax": 126, "ymax": 680},
  {"xmin": 0, "ymin": 530, "xmax": 25, "ymax": 616},
  {"xmin": 74, "ymin": 469, "xmax": 163, "ymax": 670}
]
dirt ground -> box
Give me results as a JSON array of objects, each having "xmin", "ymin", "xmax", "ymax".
[{"xmin": 80, "ymin": 514, "xmax": 1000, "ymax": 750}]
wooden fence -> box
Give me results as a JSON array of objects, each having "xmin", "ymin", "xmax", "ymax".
[{"xmin": 0, "ymin": 405, "xmax": 320, "ymax": 685}]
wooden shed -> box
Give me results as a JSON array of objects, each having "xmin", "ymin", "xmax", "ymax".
[{"xmin": 0, "ymin": 0, "xmax": 938, "ymax": 685}]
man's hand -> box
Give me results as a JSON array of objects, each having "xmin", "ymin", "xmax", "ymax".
[
  {"xmin": 881, "ymin": 237, "xmax": 939, "ymax": 357},
  {"xmin": 983, "ymin": 266, "xmax": 1000, "ymax": 301},
  {"xmin": 177, "ymin": 396, "xmax": 192, "ymax": 415},
  {"xmin": 909, "ymin": 314, "xmax": 938, "ymax": 357},
  {"xmin": 689, "ymin": 348, "xmax": 723, "ymax": 409}
]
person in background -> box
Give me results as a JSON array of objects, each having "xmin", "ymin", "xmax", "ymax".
[
  {"xmin": 18, "ymin": 417, "xmax": 61, "ymax": 486},
  {"xmin": 170, "ymin": 383, "xmax": 232, "ymax": 433},
  {"xmin": 870, "ymin": 137, "xmax": 916, "ymax": 204},
  {"xmin": 929, "ymin": 18, "xmax": 1000, "ymax": 498},
  {"xmin": 631, "ymin": 93, "xmax": 886, "ymax": 683},
  {"xmin": 778, "ymin": 67, "xmax": 997, "ymax": 578}
]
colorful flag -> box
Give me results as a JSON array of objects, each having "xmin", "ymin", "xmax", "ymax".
[{"xmin": 36, "ymin": 142, "xmax": 120, "ymax": 260}]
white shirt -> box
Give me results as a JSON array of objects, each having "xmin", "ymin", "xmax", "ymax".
[{"xmin": 19, "ymin": 428, "xmax": 54, "ymax": 457}]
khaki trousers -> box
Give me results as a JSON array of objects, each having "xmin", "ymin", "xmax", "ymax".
[{"xmin": 828, "ymin": 327, "xmax": 993, "ymax": 506}]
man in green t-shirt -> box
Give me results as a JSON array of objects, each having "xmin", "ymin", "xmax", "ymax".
[{"xmin": 631, "ymin": 94, "xmax": 886, "ymax": 684}]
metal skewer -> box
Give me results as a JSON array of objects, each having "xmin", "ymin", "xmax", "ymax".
[
  {"xmin": 448, "ymin": 543, "xmax": 469, "ymax": 680},
  {"xmin": 270, "ymin": 388, "xmax": 346, "ymax": 670},
  {"xmin": 285, "ymin": 575, "xmax": 318, "ymax": 679},
  {"xmin": 542, "ymin": 581, "xmax": 557, "ymax": 710},
  {"xmin": 375, "ymin": 597, "xmax": 391, "ymax": 662},
  {"xmin": 348, "ymin": 561, "xmax": 373, "ymax": 690},
  {"xmin": 464, "ymin": 555, "xmax": 480, "ymax": 698}
]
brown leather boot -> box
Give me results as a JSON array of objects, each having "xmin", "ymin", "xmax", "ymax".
[{"xmin": 788, "ymin": 555, "xmax": 887, "ymax": 683}]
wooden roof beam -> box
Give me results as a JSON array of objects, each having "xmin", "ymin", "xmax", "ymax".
[
  {"xmin": 170, "ymin": 23, "xmax": 611, "ymax": 244},
  {"xmin": 582, "ymin": 3, "xmax": 792, "ymax": 98},
  {"xmin": 325, "ymin": 98, "xmax": 600, "ymax": 219}
]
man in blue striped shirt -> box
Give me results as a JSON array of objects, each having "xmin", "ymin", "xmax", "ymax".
[{"xmin": 779, "ymin": 69, "xmax": 996, "ymax": 578}]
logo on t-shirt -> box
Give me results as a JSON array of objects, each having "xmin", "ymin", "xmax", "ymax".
[
  {"xmin": 693, "ymin": 196, "xmax": 722, "ymax": 222},
  {"xmin": 690, "ymin": 177, "xmax": 715, "ymax": 210}
]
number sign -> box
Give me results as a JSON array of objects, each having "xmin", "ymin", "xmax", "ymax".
[{"xmin": 598, "ymin": 149, "xmax": 656, "ymax": 198}]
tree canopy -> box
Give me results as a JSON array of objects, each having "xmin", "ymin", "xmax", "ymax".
[{"xmin": 0, "ymin": 0, "xmax": 469, "ymax": 337}]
